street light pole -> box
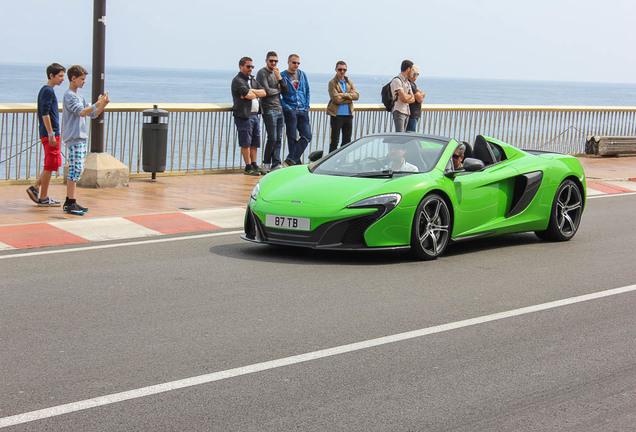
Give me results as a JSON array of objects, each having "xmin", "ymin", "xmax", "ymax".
[{"xmin": 91, "ymin": 0, "xmax": 106, "ymax": 153}]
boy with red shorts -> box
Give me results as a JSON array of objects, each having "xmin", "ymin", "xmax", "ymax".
[{"xmin": 27, "ymin": 63, "xmax": 66, "ymax": 206}]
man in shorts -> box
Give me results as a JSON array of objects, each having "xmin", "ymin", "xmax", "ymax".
[
  {"xmin": 231, "ymin": 56, "xmax": 267, "ymax": 175},
  {"xmin": 27, "ymin": 63, "xmax": 66, "ymax": 206}
]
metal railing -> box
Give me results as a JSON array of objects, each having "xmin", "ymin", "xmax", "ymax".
[{"xmin": 1, "ymin": 103, "xmax": 635, "ymax": 181}]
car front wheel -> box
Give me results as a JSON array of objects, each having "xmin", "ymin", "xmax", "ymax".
[
  {"xmin": 535, "ymin": 179, "xmax": 583, "ymax": 241},
  {"xmin": 411, "ymin": 194, "xmax": 451, "ymax": 260}
]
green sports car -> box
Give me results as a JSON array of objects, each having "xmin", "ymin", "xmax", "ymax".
[{"xmin": 242, "ymin": 133, "xmax": 585, "ymax": 260}]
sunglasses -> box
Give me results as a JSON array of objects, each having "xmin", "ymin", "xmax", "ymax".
[
  {"xmin": 452, "ymin": 154, "xmax": 461, "ymax": 159},
  {"xmin": 337, "ymin": 68, "xmax": 347, "ymax": 72},
  {"xmin": 245, "ymin": 65, "xmax": 254, "ymax": 69},
  {"xmin": 291, "ymin": 61, "xmax": 300, "ymax": 65},
  {"xmin": 268, "ymin": 59, "xmax": 278, "ymax": 63}
]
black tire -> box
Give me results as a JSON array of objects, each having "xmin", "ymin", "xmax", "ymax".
[
  {"xmin": 535, "ymin": 179, "xmax": 583, "ymax": 241},
  {"xmin": 410, "ymin": 194, "xmax": 452, "ymax": 260}
]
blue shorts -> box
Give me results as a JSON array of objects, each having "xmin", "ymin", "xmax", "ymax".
[
  {"xmin": 67, "ymin": 141, "xmax": 87, "ymax": 183},
  {"xmin": 235, "ymin": 114, "xmax": 261, "ymax": 148}
]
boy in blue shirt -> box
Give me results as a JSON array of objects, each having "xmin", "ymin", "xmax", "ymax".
[
  {"xmin": 62, "ymin": 65, "xmax": 110, "ymax": 215},
  {"xmin": 27, "ymin": 63, "xmax": 66, "ymax": 206}
]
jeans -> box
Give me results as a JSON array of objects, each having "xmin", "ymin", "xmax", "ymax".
[
  {"xmin": 329, "ymin": 115, "xmax": 353, "ymax": 153},
  {"xmin": 406, "ymin": 117, "xmax": 419, "ymax": 133},
  {"xmin": 392, "ymin": 111, "xmax": 409, "ymax": 132},
  {"xmin": 283, "ymin": 109, "xmax": 312, "ymax": 164},
  {"xmin": 262, "ymin": 109, "xmax": 283, "ymax": 167}
]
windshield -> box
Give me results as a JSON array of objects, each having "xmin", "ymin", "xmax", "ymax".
[{"xmin": 311, "ymin": 135, "xmax": 447, "ymax": 177}]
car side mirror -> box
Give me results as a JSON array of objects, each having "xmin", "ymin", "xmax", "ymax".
[
  {"xmin": 463, "ymin": 157, "xmax": 485, "ymax": 172},
  {"xmin": 308, "ymin": 150, "xmax": 323, "ymax": 163},
  {"xmin": 444, "ymin": 157, "xmax": 485, "ymax": 178}
]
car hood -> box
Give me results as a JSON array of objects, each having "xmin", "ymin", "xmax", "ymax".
[{"xmin": 258, "ymin": 166, "xmax": 428, "ymax": 209}]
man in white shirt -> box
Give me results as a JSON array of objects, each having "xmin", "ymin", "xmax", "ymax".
[
  {"xmin": 389, "ymin": 60, "xmax": 415, "ymax": 132},
  {"xmin": 384, "ymin": 143, "xmax": 418, "ymax": 172}
]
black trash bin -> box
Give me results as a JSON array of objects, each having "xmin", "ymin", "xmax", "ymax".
[{"xmin": 142, "ymin": 105, "xmax": 169, "ymax": 179}]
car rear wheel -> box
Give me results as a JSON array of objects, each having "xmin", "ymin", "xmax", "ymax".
[
  {"xmin": 535, "ymin": 179, "xmax": 583, "ymax": 241},
  {"xmin": 411, "ymin": 194, "xmax": 451, "ymax": 260}
]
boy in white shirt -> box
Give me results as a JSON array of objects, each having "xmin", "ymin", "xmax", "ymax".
[{"xmin": 62, "ymin": 65, "xmax": 110, "ymax": 215}]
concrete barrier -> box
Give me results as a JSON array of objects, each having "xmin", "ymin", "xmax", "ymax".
[{"xmin": 586, "ymin": 136, "xmax": 636, "ymax": 156}]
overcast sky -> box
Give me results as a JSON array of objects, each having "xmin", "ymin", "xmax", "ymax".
[{"xmin": 2, "ymin": 0, "xmax": 635, "ymax": 83}]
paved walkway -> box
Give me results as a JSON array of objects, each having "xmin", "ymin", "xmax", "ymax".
[{"xmin": 1, "ymin": 156, "xmax": 635, "ymax": 251}]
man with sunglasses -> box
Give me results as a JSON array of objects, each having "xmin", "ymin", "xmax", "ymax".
[
  {"xmin": 280, "ymin": 54, "xmax": 312, "ymax": 166},
  {"xmin": 231, "ymin": 56, "xmax": 267, "ymax": 175},
  {"xmin": 327, "ymin": 61, "xmax": 359, "ymax": 153},
  {"xmin": 256, "ymin": 51, "xmax": 289, "ymax": 172},
  {"xmin": 452, "ymin": 143, "xmax": 466, "ymax": 169}
]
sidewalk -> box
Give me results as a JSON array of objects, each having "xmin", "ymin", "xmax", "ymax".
[{"xmin": 0, "ymin": 156, "xmax": 635, "ymax": 251}]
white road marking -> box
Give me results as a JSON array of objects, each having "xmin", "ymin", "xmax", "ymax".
[
  {"xmin": 0, "ymin": 230, "xmax": 243, "ymax": 260},
  {"xmin": 1, "ymin": 283, "xmax": 635, "ymax": 429},
  {"xmin": 185, "ymin": 207, "xmax": 246, "ymax": 228},
  {"xmin": 588, "ymin": 191, "xmax": 636, "ymax": 199},
  {"xmin": 0, "ymin": 241, "xmax": 14, "ymax": 251},
  {"xmin": 50, "ymin": 217, "xmax": 160, "ymax": 241}
]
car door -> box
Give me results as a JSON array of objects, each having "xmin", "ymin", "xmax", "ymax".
[{"xmin": 446, "ymin": 162, "xmax": 519, "ymax": 238}]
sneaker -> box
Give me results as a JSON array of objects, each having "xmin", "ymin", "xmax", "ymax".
[
  {"xmin": 262, "ymin": 163, "xmax": 271, "ymax": 173},
  {"xmin": 64, "ymin": 201, "xmax": 85, "ymax": 215},
  {"xmin": 63, "ymin": 201, "xmax": 89, "ymax": 213},
  {"xmin": 26, "ymin": 186, "xmax": 39, "ymax": 203},
  {"xmin": 271, "ymin": 164, "xmax": 283, "ymax": 171},
  {"xmin": 283, "ymin": 159, "xmax": 296, "ymax": 167},
  {"xmin": 251, "ymin": 163, "xmax": 264, "ymax": 175},
  {"xmin": 244, "ymin": 165, "xmax": 255, "ymax": 175},
  {"xmin": 37, "ymin": 197, "xmax": 61, "ymax": 207}
]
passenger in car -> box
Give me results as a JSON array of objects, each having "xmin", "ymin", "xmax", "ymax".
[{"xmin": 453, "ymin": 143, "xmax": 466, "ymax": 169}]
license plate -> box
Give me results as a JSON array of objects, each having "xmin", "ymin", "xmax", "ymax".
[{"xmin": 265, "ymin": 214, "xmax": 310, "ymax": 231}]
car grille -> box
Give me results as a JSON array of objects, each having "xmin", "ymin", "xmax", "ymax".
[{"xmin": 245, "ymin": 206, "xmax": 381, "ymax": 248}]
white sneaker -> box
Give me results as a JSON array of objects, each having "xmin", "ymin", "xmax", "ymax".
[{"xmin": 262, "ymin": 163, "xmax": 271, "ymax": 173}]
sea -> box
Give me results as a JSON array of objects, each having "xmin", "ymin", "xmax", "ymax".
[{"xmin": 2, "ymin": 63, "xmax": 636, "ymax": 106}]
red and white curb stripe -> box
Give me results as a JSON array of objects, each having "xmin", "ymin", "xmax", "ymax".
[
  {"xmin": 585, "ymin": 179, "xmax": 636, "ymax": 196},
  {"xmin": 0, "ymin": 207, "xmax": 245, "ymax": 251}
]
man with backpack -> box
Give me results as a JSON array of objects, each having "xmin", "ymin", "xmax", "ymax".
[{"xmin": 388, "ymin": 60, "xmax": 415, "ymax": 132}]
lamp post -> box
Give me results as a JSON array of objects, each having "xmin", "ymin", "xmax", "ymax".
[{"xmin": 91, "ymin": 0, "xmax": 106, "ymax": 153}]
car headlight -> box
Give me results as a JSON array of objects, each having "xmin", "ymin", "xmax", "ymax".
[
  {"xmin": 347, "ymin": 193, "xmax": 401, "ymax": 217},
  {"xmin": 250, "ymin": 182, "xmax": 260, "ymax": 201}
]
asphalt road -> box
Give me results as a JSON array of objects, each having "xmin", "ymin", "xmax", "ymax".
[{"xmin": 1, "ymin": 194, "xmax": 635, "ymax": 431}]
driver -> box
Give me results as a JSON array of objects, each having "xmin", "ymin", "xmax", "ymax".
[
  {"xmin": 453, "ymin": 143, "xmax": 466, "ymax": 169},
  {"xmin": 384, "ymin": 143, "xmax": 418, "ymax": 172}
]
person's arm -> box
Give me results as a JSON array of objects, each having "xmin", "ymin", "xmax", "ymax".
[
  {"xmin": 347, "ymin": 79, "xmax": 359, "ymax": 101},
  {"xmin": 244, "ymin": 88, "xmax": 266, "ymax": 99},
  {"xmin": 391, "ymin": 77, "xmax": 413, "ymax": 103},
  {"xmin": 329, "ymin": 80, "xmax": 349, "ymax": 104},
  {"xmin": 303, "ymin": 71, "xmax": 310, "ymax": 108},
  {"xmin": 279, "ymin": 74, "xmax": 291, "ymax": 110},
  {"xmin": 414, "ymin": 88, "xmax": 425, "ymax": 104},
  {"xmin": 244, "ymin": 78, "xmax": 266, "ymax": 99},
  {"xmin": 257, "ymin": 70, "xmax": 278, "ymax": 97},
  {"xmin": 279, "ymin": 74, "xmax": 290, "ymax": 95},
  {"xmin": 40, "ymin": 90, "xmax": 58, "ymax": 144},
  {"xmin": 396, "ymin": 88, "xmax": 415, "ymax": 104},
  {"xmin": 41, "ymin": 115, "xmax": 57, "ymax": 146}
]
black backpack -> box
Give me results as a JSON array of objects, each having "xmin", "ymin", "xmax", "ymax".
[{"xmin": 381, "ymin": 76, "xmax": 399, "ymax": 112}]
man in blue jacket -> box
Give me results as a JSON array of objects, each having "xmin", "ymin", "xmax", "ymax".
[{"xmin": 280, "ymin": 54, "xmax": 312, "ymax": 166}]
